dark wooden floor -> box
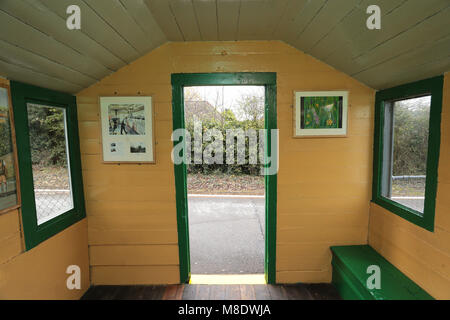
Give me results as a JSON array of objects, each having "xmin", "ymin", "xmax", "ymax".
[{"xmin": 81, "ymin": 283, "xmax": 341, "ymax": 300}]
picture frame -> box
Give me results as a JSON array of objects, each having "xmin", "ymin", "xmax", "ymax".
[
  {"xmin": 100, "ymin": 96, "xmax": 155, "ymax": 163},
  {"xmin": 0, "ymin": 83, "xmax": 21, "ymax": 214},
  {"xmin": 293, "ymin": 91, "xmax": 348, "ymax": 138}
]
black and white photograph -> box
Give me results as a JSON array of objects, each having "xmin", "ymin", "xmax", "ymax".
[
  {"xmin": 108, "ymin": 104, "xmax": 145, "ymax": 135},
  {"xmin": 130, "ymin": 142, "xmax": 146, "ymax": 154},
  {"xmin": 100, "ymin": 96, "xmax": 154, "ymax": 163}
]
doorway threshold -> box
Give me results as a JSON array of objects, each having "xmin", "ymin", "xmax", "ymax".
[{"xmin": 190, "ymin": 274, "xmax": 266, "ymax": 285}]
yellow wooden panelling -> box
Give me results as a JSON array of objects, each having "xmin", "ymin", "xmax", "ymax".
[
  {"xmin": 88, "ymin": 229, "xmax": 178, "ymax": 245},
  {"xmin": 0, "ymin": 218, "xmax": 89, "ymax": 299},
  {"xmin": 0, "ymin": 210, "xmax": 20, "ymax": 239},
  {"xmin": 368, "ymin": 73, "xmax": 450, "ymax": 299},
  {"xmin": 0, "ymin": 232, "xmax": 21, "ymax": 264},
  {"xmin": 90, "ymin": 265, "xmax": 179, "ymax": 285},
  {"xmin": 89, "ymin": 244, "xmax": 179, "ymax": 266},
  {"xmin": 76, "ymin": 41, "xmax": 375, "ymax": 284}
]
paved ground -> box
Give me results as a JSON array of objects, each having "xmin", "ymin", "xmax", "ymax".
[
  {"xmin": 188, "ymin": 195, "xmax": 265, "ymax": 274},
  {"xmin": 391, "ymin": 197, "xmax": 424, "ymax": 212}
]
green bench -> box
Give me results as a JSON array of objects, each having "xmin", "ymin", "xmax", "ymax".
[{"xmin": 331, "ymin": 245, "xmax": 434, "ymax": 300}]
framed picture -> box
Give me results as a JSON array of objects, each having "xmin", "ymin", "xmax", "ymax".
[
  {"xmin": 0, "ymin": 83, "xmax": 20, "ymax": 213},
  {"xmin": 100, "ymin": 96, "xmax": 155, "ymax": 163},
  {"xmin": 293, "ymin": 91, "xmax": 348, "ymax": 137}
]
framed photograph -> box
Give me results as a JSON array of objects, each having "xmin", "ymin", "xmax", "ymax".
[
  {"xmin": 0, "ymin": 84, "xmax": 20, "ymax": 214},
  {"xmin": 294, "ymin": 91, "xmax": 348, "ymax": 137},
  {"xmin": 100, "ymin": 96, "xmax": 155, "ymax": 163}
]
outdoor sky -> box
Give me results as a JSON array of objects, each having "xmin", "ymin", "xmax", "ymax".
[{"xmin": 185, "ymin": 85, "xmax": 265, "ymax": 120}]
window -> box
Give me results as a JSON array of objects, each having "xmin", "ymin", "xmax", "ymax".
[
  {"xmin": 372, "ymin": 76, "xmax": 443, "ymax": 231},
  {"xmin": 11, "ymin": 81, "xmax": 85, "ymax": 250},
  {"xmin": 27, "ymin": 104, "xmax": 74, "ymax": 225}
]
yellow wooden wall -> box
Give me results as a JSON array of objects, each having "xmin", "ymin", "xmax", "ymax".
[
  {"xmin": 0, "ymin": 209, "xmax": 90, "ymax": 299},
  {"xmin": 368, "ymin": 72, "xmax": 450, "ymax": 299},
  {"xmin": 76, "ymin": 41, "xmax": 375, "ymax": 284},
  {"xmin": 0, "ymin": 77, "xmax": 90, "ymax": 299}
]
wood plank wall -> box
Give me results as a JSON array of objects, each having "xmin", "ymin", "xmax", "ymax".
[
  {"xmin": 368, "ymin": 72, "xmax": 450, "ymax": 299},
  {"xmin": 0, "ymin": 209, "xmax": 90, "ymax": 299},
  {"xmin": 76, "ymin": 41, "xmax": 375, "ymax": 285},
  {"xmin": 0, "ymin": 77, "xmax": 90, "ymax": 299}
]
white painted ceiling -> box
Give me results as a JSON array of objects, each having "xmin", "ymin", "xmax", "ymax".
[{"xmin": 0, "ymin": 0, "xmax": 449, "ymax": 93}]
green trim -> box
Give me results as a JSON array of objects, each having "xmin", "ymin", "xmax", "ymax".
[
  {"xmin": 10, "ymin": 81, "xmax": 86, "ymax": 250},
  {"xmin": 171, "ymin": 72, "xmax": 277, "ymax": 284},
  {"xmin": 372, "ymin": 76, "xmax": 444, "ymax": 232},
  {"xmin": 264, "ymin": 84, "xmax": 277, "ymax": 284},
  {"xmin": 171, "ymin": 81, "xmax": 191, "ymax": 283},
  {"xmin": 331, "ymin": 245, "xmax": 434, "ymax": 300}
]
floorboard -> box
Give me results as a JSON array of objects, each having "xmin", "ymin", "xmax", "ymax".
[{"xmin": 81, "ymin": 283, "xmax": 341, "ymax": 300}]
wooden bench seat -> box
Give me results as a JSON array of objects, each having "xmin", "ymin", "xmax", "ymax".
[{"xmin": 331, "ymin": 245, "xmax": 434, "ymax": 300}]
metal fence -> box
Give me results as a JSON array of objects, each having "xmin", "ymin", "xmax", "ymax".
[
  {"xmin": 390, "ymin": 175, "xmax": 425, "ymax": 212},
  {"xmin": 35, "ymin": 189, "xmax": 73, "ymax": 225}
]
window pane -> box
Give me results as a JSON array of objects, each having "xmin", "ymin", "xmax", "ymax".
[
  {"xmin": 27, "ymin": 103, "xmax": 74, "ymax": 225},
  {"xmin": 0, "ymin": 87, "xmax": 18, "ymax": 211},
  {"xmin": 382, "ymin": 96, "xmax": 431, "ymax": 214}
]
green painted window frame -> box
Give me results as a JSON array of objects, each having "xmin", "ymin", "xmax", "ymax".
[
  {"xmin": 10, "ymin": 81, "xmax": 86, "ymax": 250},
  {"xmin": 372, "ymin": 76, "xmax": 444, "ymax": 232},
  {"xmin": 171, "ymin": 72, "xmax": 277, "ymax": 284}
]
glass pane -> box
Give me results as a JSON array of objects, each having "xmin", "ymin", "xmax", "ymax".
[
  {"xmin": 382, "ymin": 96, "xmax": 431, "ymax": 214},
  {"xmin": 0, "ymin": 87, "xmax": 18, "ymax": 211},
  {"xmin": 27, "ymin": 103, "xmax": 74, "ymax": 225}
]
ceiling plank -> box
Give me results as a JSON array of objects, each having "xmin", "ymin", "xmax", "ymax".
[
  {"xmin": 0, "ymin": 57, "xmax": 83, "ymax": 93},
  {"xmin": 119, "ymin": 0, "xmax": 167, "ymax": 48},
  {"xmin": 273, "ymin": 0, "xmax": 326, "ymax": 44},
  {"xmin": 0, "ymin": 0, "xmax": 124, "ymax": 71},
  {"xmin": 145, "ymin": 0, "xmax": 184, "ymax": 41},
  {"xmin": 83, "ymin": 0, "xmax": 154, "ymax": 54},
  {"xmin": 39, "ymin": 0, "xmax": 140, "ymax": 63},
  {"xmin": 168, "ymin": 0, "xmax": 202, "ymax": 41},
  {"xmin": 364, "ymin": 54, "xmax": 450, "ymax": 90},
  {"xmin": 308, "ymin": 0, "xmax": 406, "ymax": 61},
  {"xmin": 292, "ymin": 0, "xmax": 361, "ymax": 53},
  {"xmin": 323, "ymin": 0, "xmax": 450, "ymax": 76},
  {"xmin": 216, "ymin": 0, "xmax": 241, "ymax": 40},
  {"xmin": 0, "ymin": 10, "xmax": 109, "ymax": 80},
  {"xmin": 351, "ymin": 7, "xmax": 450, "ymax": 76},
  {"xmin": 0, "ymin": 39, "xmax": 95, "ymax": 88},
  {"xmin": 355, "ymin": 35, "xmax": 450, "ymax": 88},
  {"xmin": 192, "ymin": 0, "xmax": 218, "ymax": 41},
  {"xmin": 237, "ymin": 0, "xmax": 289, "ymax": 40}
]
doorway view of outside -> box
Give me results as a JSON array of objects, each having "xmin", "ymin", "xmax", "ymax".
[{"xmin": 184, "ymin": 86, "xmax": 265, "ymax": 275}]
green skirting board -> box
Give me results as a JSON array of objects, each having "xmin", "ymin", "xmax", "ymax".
[{"xmin": 331, "ymin": 245, "xmax": 434, "ymax": 300}]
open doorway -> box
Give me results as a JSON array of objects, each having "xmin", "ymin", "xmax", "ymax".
[
  {"xmin": 171, "ymin": 73, "xmax": 277, "ymax": 284},
  {"xmin": 184, "ymin": 85, "xmax": 265, "ymax": 276}
]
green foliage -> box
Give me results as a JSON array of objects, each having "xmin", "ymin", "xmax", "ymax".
[
  {"xmin": 185, "ymin": 108, "xmax": 264, "ymax": 176},
  {"xmin": 392, "ymin": 100, "xmax": 430, "ymax": 175},
  {"xmin": 27, "ymin": 105, "xmax": 68, "ymax": 167},
  {"xmin": 236, "ymin": 95, "xmax": 264, "ymax": 127}
]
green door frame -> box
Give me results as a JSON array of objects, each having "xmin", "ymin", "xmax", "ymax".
[{"xmin": 171, "ymin": 72, "xmax": 277, "ymax": 284}]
